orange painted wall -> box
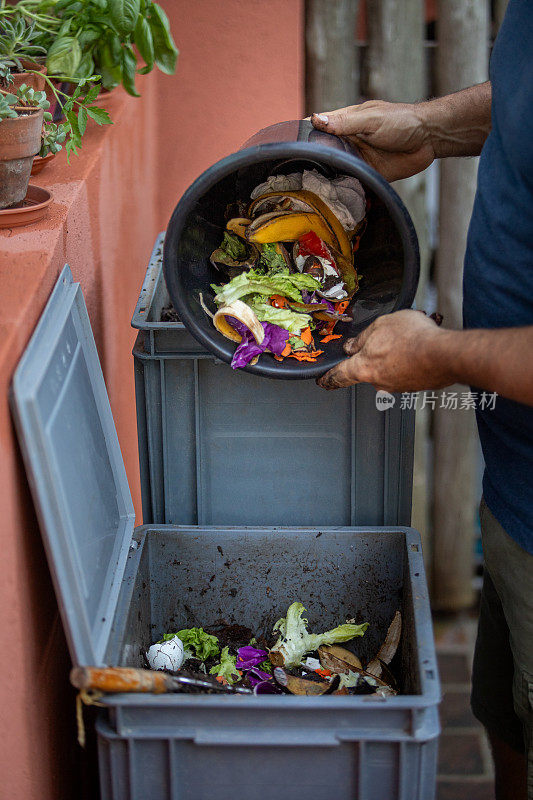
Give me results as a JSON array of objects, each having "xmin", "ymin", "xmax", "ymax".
[
  {"xmin": 156, "ymin": 0, "xmax": 304, "ymax": 222},
  {"xmin": 0, "ymin": 2, "xmax": 303, "ymax": 798}
]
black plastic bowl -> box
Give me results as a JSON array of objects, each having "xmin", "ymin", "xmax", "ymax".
[{"xmin": 163, "ymin": 120, "xmax": 419, "ymax": 380}]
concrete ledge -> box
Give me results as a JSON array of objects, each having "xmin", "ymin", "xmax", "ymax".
[{"xmin": 0, "ymin": 78, "xmax": 161, "ymax": 800}]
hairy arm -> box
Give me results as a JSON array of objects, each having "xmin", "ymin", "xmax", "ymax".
[
  {"xmin": 311, "ymin": 81, "xmax": 492, "ymax": 181},
  {"xmin": 317, "ymin": 311, "xmax": 533, "ymax": 408},
  {"xmin": 417, "ymin": 81, "xmax": 492, "ymax": 158},
  {"xmin": 430, "ymin": 324, "xmax": 533, "ymax": 404}
]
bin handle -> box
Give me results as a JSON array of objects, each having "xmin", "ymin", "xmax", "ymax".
[{"xmin": 193, "ymin": 729, "xmax": 340, "ymax": 747}]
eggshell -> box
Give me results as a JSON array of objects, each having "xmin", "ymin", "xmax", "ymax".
[{"xmin": 146, "ymin": 636, "xmax": 185, "ymax": 671}]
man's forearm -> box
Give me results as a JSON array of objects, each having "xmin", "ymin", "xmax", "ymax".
[
  {"xmin": 428, "ymin": 326, "xmax": 533, "ymax": 406},
  {"xmin": 417, "ymin": 82, "xmax": 492, "ymax": 159}
]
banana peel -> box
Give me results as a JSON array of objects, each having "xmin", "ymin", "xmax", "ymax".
[
  {"xmin": 249, "ymin": 190, "xmax": 352, "ymax": 262},
  {"xmin": 213, "ymin": 300, "xmax": 264, "ymax": 345},
  {"xmin": 246, "ymin": 211, "xmax": 338, "ymax": 251},
  {"xmin": 226, "ymin": 217, "xmax": 251, "ymax": 238}
]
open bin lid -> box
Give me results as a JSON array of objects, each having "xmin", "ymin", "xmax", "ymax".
[{"xmin": 10, "ymin": 266, "xmax": 135, "ymax": 667}]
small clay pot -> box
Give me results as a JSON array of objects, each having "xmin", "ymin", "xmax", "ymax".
[
  {"xmin": 0, "ymin": 107, "xmax": 44, "ymax": 209},
  {"xmin": 1, "ymin": 59, "xmax": 47, "ymax": 92},
  {"xmin": 31, "ymin": 151, "xmax": 56, "ymax": 175}
]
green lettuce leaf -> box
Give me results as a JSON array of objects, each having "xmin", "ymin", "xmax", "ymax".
[
  {"xmin": 160, "ymin": 627, "xmax": 219, "ymax": 661},
  {"xmin": 288, "ymin": 335, "xmax": 308, "ymax": 351},
  {"xmin": 247, "ymin": 297, "xmax": 311, "ymax": 334},
  {"xmin": 212, "ymin": 269, "xmax": 320, "ymax": 307},
  {"xmin": 209, "ymin": 646, "xmax": 239, "ymax": 684},
  {"xmin": 270, "ymin": 602, "xmax": 368, "ymax": 668}
]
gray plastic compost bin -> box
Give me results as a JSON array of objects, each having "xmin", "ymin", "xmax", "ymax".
[
  {"xmin": 11, "ymin": 267, "xmax": 440, "ymax": 800},
  {"xmin": 132, "ymin": 234, "xmax": 415, "ymax": 528}
]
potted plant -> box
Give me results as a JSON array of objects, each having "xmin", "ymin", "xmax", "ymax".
[
  {"xmin": 0, "ymin": 0, "xmax": 178, "ymax": 97},
  {"xmin": 0, "ymin": 83, "xmax": 48, "ymax": 207},
  {"xmin": 0, "ymin": 12, "xmax": 47, "ymax": 91},
  {"xmin": 0, "ymin": 72, "xmax": 109, "ymax": 201},
  {"xmin": 31, "ymin": 116, "xmax": 65, "ymax": 173}
]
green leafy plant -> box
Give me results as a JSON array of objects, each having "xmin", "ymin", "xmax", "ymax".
[
  {"xmin": 0, "ymin": 92, "xmax": 18, "ymax": 118},
  {"xmin": 39, "ymin": 118, "xmax": 66, "ymax": 155},
  {"xmin": 0, "ymin": 8, "xmax": 113, "ymax": 161},
  {"xmin": 0, "ymin": 12, "xmax": 46, "ymax": 72},
  {"xmin": 0, "ymin": 81, "xmax": 51, "ymax": 118},
  {"xmin": 0, "ymin": 61, "xmax": 13, "ymax": 84},
  {"xmin": 45, "ymin": 76, "xmax": 112, "ymax": 160},
  {"xmin": 0, "ymin": 76, "xmax": 111, "ymax": 160},
  {"xmin": 0, "ymin": 0, "xmax": 179, "ymax": 96}
]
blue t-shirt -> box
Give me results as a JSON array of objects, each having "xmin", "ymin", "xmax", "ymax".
[{"xmin": 463, "ymin": 0, "xmax": 533, "ymax": 553}]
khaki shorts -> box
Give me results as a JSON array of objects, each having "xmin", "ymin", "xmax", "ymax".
[{"xmin": 471, "ymin": 498, "xmax": 533, "ymax": 794}]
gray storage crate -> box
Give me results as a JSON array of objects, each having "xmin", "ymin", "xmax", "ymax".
[
  {"xmin": 132, "ymin": 234, "xmax": 415, "ymax": 527},
  {"xmin": 12, "ymin": 267, "xmax": 440, "ymax": 800},
  {"xmin": 98, "ymin": 524, "xmax": 439, "ymax": 800}
]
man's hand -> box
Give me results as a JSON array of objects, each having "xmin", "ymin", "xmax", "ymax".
[
  {"xmin": 317, "ymin": 312, "xmax": 533, "ymax": 407},
  {"xmin": 311, "ymin": 83, "xmax": 492, "ymax": 181},
  {"xmin": 311, "ymin": 101, "xmax": 435, "ymax": 182},
  {"xmin": 317, "ymin": 310, "xmax": 450, "ymax": 392}
]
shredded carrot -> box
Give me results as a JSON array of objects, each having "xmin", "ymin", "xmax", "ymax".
[
  {"xmin": 216, "ymin": 676, "xmax": 229, "ymax": 685},
  {"xmin": 300, "ymin": 326, "xmax": 313, "ymax": 345},
  {"xmin": 322, "ymin": 321, "xmax": 336, "ymax": 336},
  {"xmin": 320, "ymin": 334, "xmax": 343, "ymax": 343},
  {"xmin": 314, "ymin": 668, "xmax": 333, "ymax": 678},
  {"xmin": 288, "ymin": 350, "xmax": 324, "ymax": 361},
  {"xmin": 274, "ymin": 340, "xmax": 293, "ymax": 361},
  {"xmin": 335, "ymin": 300, "xmax": 350, "ymax": 314},
  {"xmin": 270, "ymin": 295, "xmax": 288, "ymax": 309}
]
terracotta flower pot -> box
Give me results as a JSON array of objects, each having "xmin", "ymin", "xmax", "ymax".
[
  {"xmin": 0, "ymin": 107, "xmax": 44, "ymax": 209},
  {"xmin": 31, "ymin": 151, "xmax": 56, "ymax": 175},
  {"xmin": 2, "ymin": 59, "xmax": 47, "ymax": 92}
]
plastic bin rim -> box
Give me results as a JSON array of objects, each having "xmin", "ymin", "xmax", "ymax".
[
  {"xmin": 135, "ymin": 523, "xmax": 418, "ymax": 533},
  {"xmin": 97, "ymin": 689, "xmax": 441, "ymax": 708},
  {"xmin": 162, "ymin": 142, "xmax": 420, "ymax": 379},
  {"xmin": 132, "ymin": 232, "xmax": 168, "ymax": 331}
]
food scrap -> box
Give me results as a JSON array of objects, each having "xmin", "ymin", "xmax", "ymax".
[
  {"xmin": 205, "ymin": 169, "xmax": 367, "ymax": 369},
  {"xmin": 144, "ymin": 603, "xmax": 401, "ymax": 697}
]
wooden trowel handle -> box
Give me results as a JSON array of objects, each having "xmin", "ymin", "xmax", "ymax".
[{"xmin": 70, "ymin": 666, "xmax": 170, "ymax": 694}]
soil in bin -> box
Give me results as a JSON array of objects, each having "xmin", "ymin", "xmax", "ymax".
[
  {"xmin": 205, "ymin": 621, "xmax": 254, "ymax": 649},
  {"xmin": 161, "ymin": 303, "xmax": 179, "ymax": 322}
]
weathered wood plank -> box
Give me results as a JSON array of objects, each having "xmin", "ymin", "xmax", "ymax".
[
  {"xmin": 366, "ymin": 0, "xmax": 431, "ymax": 561},
  {"xmin": 432, "ymin": 0, "xmax": 489, "ymax": 610},
  {"xmin": 305, "ymin": 0, "xmax": 360, "ymax": 115}
]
